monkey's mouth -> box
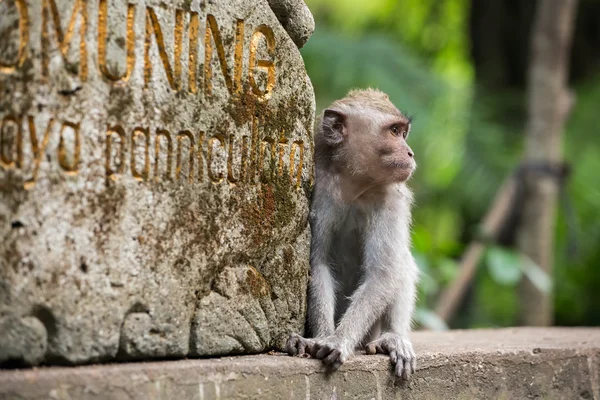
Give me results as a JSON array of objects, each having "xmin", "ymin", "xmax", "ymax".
[
  {"xmin": 387, "ymin": 160, "xmax": 415, "ymax": 170},
  {"xmin": 384, "ymin": 159, "xmax": 416, "ymax": 182}
]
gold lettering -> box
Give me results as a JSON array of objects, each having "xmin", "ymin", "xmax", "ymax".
[
  {"xmin": 277, "ymin": 130, "xmax": 288, "ymax": 176},
  {"xmin": 0, "ymin": 115, "xmax": 23, "ymax": 168},
  {"xmin": 98, "ymin": 0, "xmax": 135, "ymax": 83},
  {"xmin": 196, "ymin": 131, "xmax": 205, "ymax": 182},
  {"xmin": 241, "ymin": 136, "xmax": 250, "ymax": 183},
  {"xmin": 24, "ymin": 116, "xmax": 53, "ymax": 189},
  {"xmin": 144, "ymin": 7, "xmax": 184, "ymax": 90},
  {"xmin": 0, "ymin": 116, "xmax": 22, "ymax": 169},
  {"xmin": 154, "ymin": 128, "xmax": 173, "ymax": 181},
  {"xmin": 204, "ymin": 15, "xmax": 244, "ymax": 96},
  {"xmin": 131, "ymin": 127, "xmax": 150, "ymax": 181},
  {"xmin": 227, "ymin": 134, "xmax": 249, "ymax": 184},
  {"xmin": 188, "ymin": 12, "xmax": 199, "ymax": 93},
  {"xmin": 58, "ymin": 120, "xmax": 80, "ymax": 174},
  {"xmin": 233, "ymin": 19, "xmax": 245, "ymax": 96},
  {"xmin": 248, "ymin": 25, "xmax": 276, "ymax": 101},
  {"xmin": 174, "ymin": 10, "xmax": 184, "ymax": 89},
  {"xmin": 0, "ymin": 0, "xmax": 29, "ymax": 74},
  {"xmin": 176, "ymin": 130, "xmax": 194, "ymax": 183},
  {"xmin": 41, "ymin": 0, "xmax": 88, "ymax": 80},
  {"xmin": 259, "ymin": 137, "xmax": 276, "ymax": 183},
  {"xmin": 247, "ymin": 114, "xmax": 259, "ymax": 184},
  {"xmin": 207, "ymin": 134, "xmax": 225, "ymax": 183},
  {"xmin": 105, "ymin": 125, "xmax": 126, "ymax": 179},
  {"xmin": 289, "ymin": 140, "xmax": 304, "ymax": 189},
  {"xmin": 0, "ymin": 116, "xmax": 306, "ymax": 188}
]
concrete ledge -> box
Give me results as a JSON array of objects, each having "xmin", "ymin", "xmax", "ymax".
[{"xmin": 1, "ymin": 328, "xmax": 599, "ymax": 399}]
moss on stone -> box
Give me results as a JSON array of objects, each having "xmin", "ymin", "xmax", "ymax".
[{"xmin": 243, "ymin": 266, "xmax": 271, "ymax": 298}]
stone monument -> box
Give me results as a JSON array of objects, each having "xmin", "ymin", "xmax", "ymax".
[{"xmin": 0, "ymin": 0, "xmax": 315, "ymax": 365}]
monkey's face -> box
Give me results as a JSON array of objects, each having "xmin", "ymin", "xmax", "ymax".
[
  {"xmin": 345, "ymin": 110, "xmax": 416, "ymax": 184},
  {"xmin": 318, "ymin": 89, "xmax": 416, "ymax": 186}
]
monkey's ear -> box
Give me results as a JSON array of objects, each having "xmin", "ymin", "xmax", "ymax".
[{"xmin": 322, "ymin": 109, "xmax": 347, "ymax": 145}]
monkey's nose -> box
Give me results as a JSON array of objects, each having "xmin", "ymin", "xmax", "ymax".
[{"xmin": 408, "ymin": 150, "xmax": 414, "ymax": 158}]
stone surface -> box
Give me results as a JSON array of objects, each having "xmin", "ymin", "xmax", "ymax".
[
  {"xmin": 0, "ymin": 0, "xmax": 315, "ymax": 366},
  {"xmin": 0, "ymin": 316, "xmax": 47, "ymax": 366},
  {"xmin": 1, "ymin": 328, "xmax": 599, "ymax": 399},
  {"xmin": 267, "ymin": 0, "xmax": 315, "ymax": 48}
]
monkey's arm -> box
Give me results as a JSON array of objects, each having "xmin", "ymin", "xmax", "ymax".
[
  {"xmin": 285, "ymin": 190, "xmax": 338, "ymax": 355},
  {"xmin": 364, "ymin": 257, "xmax": 418, "ymax": 378},
  {"xmin": 307, "ymin": 194, "xmax": 338, "ymax": 337},
  {"xmin": 307, "ymin": 259, "xmax": 337, "ymax": 337},
  {"xmin": 385, "ymin": 259, "xmax": 417, "ymax": 336},
  {"xmin": 286, "ymin": 252, "xmax": 336, "ymax": 355}
]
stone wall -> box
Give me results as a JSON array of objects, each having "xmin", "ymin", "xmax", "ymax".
[
  {"xmin": 1, "ymin": 328, "xmax": 598, "ymax": 399},
  {"xmin": 0, "ymin": 0, "xmax": 315, "ymax": 366}
]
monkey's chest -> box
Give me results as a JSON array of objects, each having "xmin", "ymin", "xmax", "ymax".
[
  {"xmin": 330, "ymin": 212, "xmax": 366, "ymax": 324},
  {"xmin": 329, "ymin": 212, "xmax": 366, "ymax": 287}
]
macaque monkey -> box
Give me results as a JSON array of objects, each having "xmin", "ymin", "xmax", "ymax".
[{"xmin": 286, "ymin": 89, "xmax": 418, "ymax": 379}]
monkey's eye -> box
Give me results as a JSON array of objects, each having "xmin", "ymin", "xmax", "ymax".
[{"xmin": 390, "ymin": 124, "xmax": 407, "ymax": 138}]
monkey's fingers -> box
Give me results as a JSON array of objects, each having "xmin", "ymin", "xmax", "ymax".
[
  {"xmin": 365, "ymin": 341, "xmax": 385, "ymax": 355},
  {"xmin": 310, "ymin": 343, "xmax": 319, "ymax": 358},
  {"xmin": 304, "ymin": 341, "xmax": 314, "ymax": 356},
  {"xmin": 410, "ymin": 357, "xmax": 417, "ymax": 375},
  {"xmin": 297, "ymin": 339, "xmax": 310, "ymax": 356},
  {"xmin": 393, "ymin": 353, "xmax": 405, "ymax": 378},
  {"xmin": 286, "ymin": 333, "xmax": 305, "ymax": 356},
  {"xmin": 388, "ymin": 349, "xmax": 398, "ymax": 365},
  {"xmin": 285, "ymin": 335, "xmax": 299, "ymax": 356},
  {"xmin": 365, "ymin": 343, "xmax": 376, "ymax": 355},
  {"xmin": 401, "ymin": 358, "xmax": 411, "ymax": 380},
  {"xmin": 402, "ymin": 342, "xmax": 416, "ymax": 377},
  {"xmin": 324, "ymin": 349, "xmax": 343, "ymax": 370},
  {"xmin": 314, "ymin": 345, "xmax": 332, "ymax": 360}
]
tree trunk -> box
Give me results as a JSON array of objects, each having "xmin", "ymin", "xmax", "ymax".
[{"xmin": 517, "ymin": 0, "xmax": 578, "ymax": 326}]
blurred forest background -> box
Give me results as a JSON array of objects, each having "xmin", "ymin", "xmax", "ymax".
[{"xmin": 301, "ymin": 0, "xmax": 600, "ymax": 329}]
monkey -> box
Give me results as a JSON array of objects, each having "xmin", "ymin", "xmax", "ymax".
[{"xmin": 285, "ymin": 88, "xmax": 419, "ymax": 379}]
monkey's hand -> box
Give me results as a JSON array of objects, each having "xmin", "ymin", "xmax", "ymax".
[
  {"xmin": 285, "ymin": 333, "xmax": 315, "ymax": 357},
  {"xmin": 310, "ymin": 335, "xmax": 352, "ymax": 370},
  {"xmin": 365, "ymin": 333, "xmax": 416, "ymax": 379}
]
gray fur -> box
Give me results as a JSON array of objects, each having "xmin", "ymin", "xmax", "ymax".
[{"xmin": 286, "ymin": 89, "xmax": 419, "ymax": 379}]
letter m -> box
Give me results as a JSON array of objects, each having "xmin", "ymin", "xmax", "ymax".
[{"xmin": 42, "ymin": 0, "xmax": 88, "ymax": 80}]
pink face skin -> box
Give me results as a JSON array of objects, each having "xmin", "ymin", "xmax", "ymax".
[
  {"xmin": 315, "ymin": 89, "xmax": 417, "ymax": 197},
  {"xmin": 342, "ymin": 108, "xmax": 415, "ymax": 185}
]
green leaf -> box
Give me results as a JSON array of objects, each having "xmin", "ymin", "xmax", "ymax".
[
  {"xmin": 520, "ymin": 255, "xmax": 552, "ymax": 293},
  {"xmin": 437, "ymin": 257, "xmax": 459, "ymax": 283},
  {"xmin": 486, "ymin": 246, "xmax": 523, "ymax": 286},
  {"xmin": 414, "ymin": 253, "xmax": 439, "ymax": 296},
  {"xmin": 413, "ymin": 252, "xmax": 430, "ymax": 272},
  {"xmin": 415, "ymin": 308, "xmax": 448, "ymax": 331},
  {"xmin": 412, "ymin": 226, "xmax": 433, "ymax": 253}
]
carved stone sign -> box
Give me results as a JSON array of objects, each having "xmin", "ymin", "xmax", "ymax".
[{"xmin": 0, "ymin": 0, "xmax": 314, "ymax": 365}]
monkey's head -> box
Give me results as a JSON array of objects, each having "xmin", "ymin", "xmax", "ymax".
[{"xmin": 316, "ymin": 88, "xmax": 416, "ymax": 184}]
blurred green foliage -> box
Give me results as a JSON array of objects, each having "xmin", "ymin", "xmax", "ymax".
[{"xmin": 302, "ymin": 0, "xmax": 600, "ymax": 328}]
